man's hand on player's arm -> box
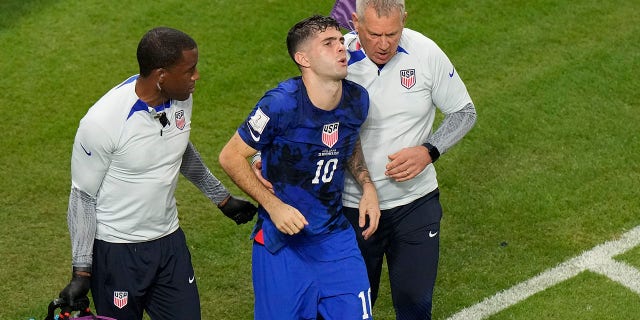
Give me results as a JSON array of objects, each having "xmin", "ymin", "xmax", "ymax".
[
  {"xmin": 251, "ymin": 153, "xmax": 274, "ymax": 194},
  {"xmin": 218, "ymin": 195, "xmax": 257, "ymax": 225}
]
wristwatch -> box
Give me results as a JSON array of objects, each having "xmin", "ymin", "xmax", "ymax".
[{"xmin": 422, "ymin": 143, "xmax": 440, "ymax": 163}]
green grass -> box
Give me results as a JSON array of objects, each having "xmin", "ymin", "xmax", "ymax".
[
  {"xmin": 1, "ymin": 0, "xmax": 639, "ymax": 319},
  {"xmin": 487, "ymin": 272, "xmax": 640, "ymax": 320}
]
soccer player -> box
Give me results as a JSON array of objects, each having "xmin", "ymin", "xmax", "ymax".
[
  {"xmin": 255, "ymin": 0, "xmax": 477, "ymax": 318},
  {"xmin": 218, "ymin": 15, "xmax": 380, "ymax": 320},
  {"xmin": 57, "ymin": 27, "xmax": 257, "ymax": 320},
  {"xmin": 341, "ymin": 0, "xmax": 478, "ymax": 319}
]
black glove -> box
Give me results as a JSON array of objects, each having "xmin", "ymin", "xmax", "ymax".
[
  {"xmin": 45, "ymin": 296, "xmax": 91, "ymax": 320},
  {"xmin": 58, "ymin": 267, "xmax": 91, "ymax": 311},
  {"xmin": 219, "ymin": 195, "xmax": 257, "ymax": 225}
]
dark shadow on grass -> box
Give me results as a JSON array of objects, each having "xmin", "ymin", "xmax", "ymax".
[{"xmin": 0, "ymin": 0, "xmax": 57, "ymax": 30}]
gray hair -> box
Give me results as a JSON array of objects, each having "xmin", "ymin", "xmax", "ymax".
[{"xmin": 355, "ymin": 0, "xmax": 405, "ymax": 21}]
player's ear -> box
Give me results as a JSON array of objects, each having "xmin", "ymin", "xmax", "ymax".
[{"xmin": 294, "ymin": 51, "xmax": 310, "ymax": 68}]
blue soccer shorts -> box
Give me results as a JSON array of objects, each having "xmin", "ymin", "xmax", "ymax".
[{"xmin": 252, "ymin": 226, "xmax": 373, "ymax": 320}]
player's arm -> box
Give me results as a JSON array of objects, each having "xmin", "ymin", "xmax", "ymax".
[
  {"xmin": 219, "ymin": 132, "xmax": 308, "ymax": 235},
  {"xmin": 60, "ymin": 120, "xmax": 110, "ymax": 309},
  {"xmin": 180, "ymin": 141, "xmax": 256, "ymax": 225},
  {"xmin": 347, "ymin": 138, "xmax": 380, "ymax": 240}
]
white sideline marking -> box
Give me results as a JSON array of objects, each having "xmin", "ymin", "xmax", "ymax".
[
  {"xmin": 447, "ymin": 225, "xmax": 640, "ymax": 320},
  {"xmin": 589, "ymin": 259, "xmax": 640, "ymax": 295}
]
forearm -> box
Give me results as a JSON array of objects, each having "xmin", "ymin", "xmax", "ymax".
[
  {"xmin": 219, "ymin": 136, "xmax": 280, "ymax": 212},
  {"xmin": 347, "ymin": 138, "xmax": 373, "ymax": 187},
  {"xmin": 181, "ymin": 142, "xmax": 231, "ymax": 205},
  {"xmin": 221, "ymin": 155, "xmax": 279, "ymax": 209},
  {"xmin": 67, "ymin": 187, "xmax": 97, "ymax": 268},
  {"xmin": 427, "ymin": 102, "xmax": 477, "ymax": 154}
]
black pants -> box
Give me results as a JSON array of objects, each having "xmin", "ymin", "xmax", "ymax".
[
  {"xmin": 91, "ymin": 228, "xmax": 201, "ymax": 320},
  {"xmin": 344, "ymin": 189, "xmax": 442, "ymax": 320}
]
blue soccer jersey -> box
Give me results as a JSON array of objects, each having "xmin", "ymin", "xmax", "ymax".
[{"xmin": 237, "ymin": 77, "xmax": 369, "ymax": 254}]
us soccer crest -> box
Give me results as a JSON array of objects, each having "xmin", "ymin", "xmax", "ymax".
[
  {"xmin": 113, "ymin": 291, "xmax": 128, "ymax": 309},
  {"xmin": 400, "ymin": 69, "xmax": 416, "ymax": 89},
  {"xmin": 322, "ymin": 123, "xmax": 339, "ymax": 148},
  {"xmin": 175, "ymin": 110, "xmax": 186, "ymax": 130}
]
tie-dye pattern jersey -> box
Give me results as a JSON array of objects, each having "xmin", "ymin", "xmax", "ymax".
[{"xmin": 237, "ymin": 77, "xmax": 369, "ymax": 253}]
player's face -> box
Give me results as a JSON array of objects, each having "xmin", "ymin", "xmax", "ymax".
[
  {"xmin": 354, "ymin": 6, "xmax": 405, "ymax": 65},
  {"xmin": 159, "ymin": 48, "xmax": 200, "ymax": 101},
  {"xmin": 305, "ymin": 28, "xmax": 347, "ymax": 80}
]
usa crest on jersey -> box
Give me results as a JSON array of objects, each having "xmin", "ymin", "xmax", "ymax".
[
  {"xmin": 322, "ymin": 122, "xmax": 339, "ymax": 148},
  {"xmin": 400, "ymin": 69, "xmax": 416, "ymax": 89},
  {"xmin": 113, "ymin": 291, "xmax": 128, "ymax": 309},
  {"xmin": 175, "ymin": 110, "xmax": 186, "ymax": 130}
]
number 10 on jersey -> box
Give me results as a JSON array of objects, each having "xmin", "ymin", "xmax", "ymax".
[{"xmin": 312, "ymin": 158, "xmax": 338, "ymax": 184}]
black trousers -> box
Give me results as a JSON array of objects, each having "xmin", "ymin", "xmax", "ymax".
[
  {"xmin": 344, "ymin": 189, "xmax": 442, "ymax": 320},
  {"xmin": 91, "ymin": 228, "xmax": 201, "ymax": 320}
]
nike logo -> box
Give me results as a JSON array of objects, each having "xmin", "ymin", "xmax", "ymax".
[
  {"xmin": 189, "ymin": 275, "xmax": 195, "ymax": 284},
  {"xmin": 80, "ymin": 143, "xmax": 91, "ymax": 156},
  {"xmin": 448, "ymin": 67, "xmax": 455, "ymax": 78},
  {"xmin": 249, "ymin": 126, "xmax": 261, "ymax": 142},
  {"xmin": 428, "ymin": 231, "xmax": 438, "ymax": 238}
]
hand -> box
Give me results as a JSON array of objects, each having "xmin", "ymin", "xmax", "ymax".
[
  {"xmin": 251, "ymin": 159, "xmax": 274, "ymax": 194},
  {"xmin": 58, "ymin": 268, "xmax": 91, "ymax": 311},
  {"xmin": 219, "ymin": 195, "xmax": 258, "ymax": 224},
  {"xmin": 385, "ymin": 146, "xmax": 431, "ymax": 182},
  {"xmin": 268, "ymin": 202, "xmax": 308, "ymax": 235},
  {"xmin": 359, "ymin": 183, "xmax": 380, "ymax": 240},
  {"xmin": 46, "ymin": 296, "xmax": 91, "ymax": 320}
]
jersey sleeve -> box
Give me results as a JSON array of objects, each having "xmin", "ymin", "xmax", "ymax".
[
  {"xmin": 70, "ymin": 118, "xmax": 113, "ymax": 196},
  {"xmin": 425, "ymin": 39, "xmax": 473, "ymax": 115},
  {"xmin": 67, "ymin": 186, "xmax": 97, "ymax": 267},
  {"xmin": 180, "ymin": 141, "xmax": 230, "ymax": 205},
  {"xmin": 236, "ymin": 91, "xmax": 285, "ymax": 150},
  {"xmin": 67, "ymin": 117, "xmax": 111, "ymax": 268}
]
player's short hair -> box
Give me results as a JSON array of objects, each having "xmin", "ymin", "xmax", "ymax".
[
  {"xmin": 137, "ymin": 27, "xmax": 197, "ymax": 77},
  {"xmin": 286, "ymin": 15, "xmax": 341, "ymax": 66},
  {"xmin": 356, "ymin": 0, "xmax": 405, "ymax": 21}
]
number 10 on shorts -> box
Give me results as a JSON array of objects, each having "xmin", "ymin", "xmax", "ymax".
[{"xmin": 359, "ymin": 288, "xmax": 373, "ymax": 319}]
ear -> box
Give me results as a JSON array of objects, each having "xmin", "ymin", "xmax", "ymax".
[
  {"xmin": 352, "ymin": 12, "xmax": 359, "ymax": 31},
  {"xmin": 155, "ymin": 68, "xmax": 166, "ymax": 82},
  {"xmin": 294, "ymin": 51, "xmax": 310, "ymax": 68}
]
